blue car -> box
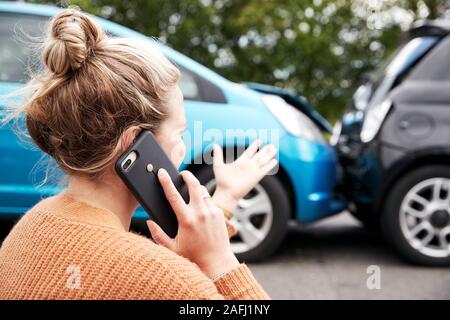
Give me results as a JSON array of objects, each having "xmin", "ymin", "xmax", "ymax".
[{"xmin": 0, "ymin": 2, "xmax": 346, "ymax": 261}]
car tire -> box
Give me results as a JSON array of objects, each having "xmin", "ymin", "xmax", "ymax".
[
  {"xmin": 194, "ymin": 165, "xmax": 290, "ymax": 262},
  {"xmin": 381, "ymin": 165, "xmax": 450, "ymax": 266}
]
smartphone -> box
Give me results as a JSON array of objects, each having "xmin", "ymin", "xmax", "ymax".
[{"xmin": 115, "ymin": 130, "xmax": 189, "ymax": 238}]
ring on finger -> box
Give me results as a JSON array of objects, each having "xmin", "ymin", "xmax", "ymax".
[{"xmin": 200, "ymin": 186, "xmax": 211, "ymax": 199}]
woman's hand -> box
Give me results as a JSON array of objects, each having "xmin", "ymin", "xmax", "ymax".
[
  {"xmin": 212, "ymin": 140, "xmax": 278, "ymax": 212},
  {"xmin": 147, "ymin": 168, "xmax": 239, "ymax": 280}
]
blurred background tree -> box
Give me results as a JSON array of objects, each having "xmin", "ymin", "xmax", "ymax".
[{"xmin": 30, "ymin": 0, "xmax": 449, "ymax": 122}]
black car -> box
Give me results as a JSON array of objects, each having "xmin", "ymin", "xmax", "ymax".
[{"xmin": 334, "ymin": 20, "xmax": 450, "ymax": 266}]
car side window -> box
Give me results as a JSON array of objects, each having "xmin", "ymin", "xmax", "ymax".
[
  {"xmin": 179, "ymin": 67, "xmax": 200, "ymax": 100},
  {"xmin": 0, "ymin": 13, "xmax": 48, "ymax": 83},
  {"xmin": 0, "ymin": 13, "xmax": 227, "ymax": 104},
  {"xmin": 408, "ymin": 36, "xmax": 450, "ymax": 82},
  {"xmin": 177, "ymin": 65, "xmax": 227, "ymax": 104}
]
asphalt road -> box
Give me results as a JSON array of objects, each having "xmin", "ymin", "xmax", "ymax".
[
  {"xmin": 1, "ymin": 212, "xmax": 449, "ymax": 300},
  {"xmin": 248, "ymin": 212, "xmax": 450, "ymax": 300}
]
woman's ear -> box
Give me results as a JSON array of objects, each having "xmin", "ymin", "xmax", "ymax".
[{"xmin": 119, "ymin": 126, "xmax": 142, "ymax": 152}]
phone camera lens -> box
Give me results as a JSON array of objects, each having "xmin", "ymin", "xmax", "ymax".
[{"xmin": 123, "ymin": 159, "xmax": 132, "ymax": 170}]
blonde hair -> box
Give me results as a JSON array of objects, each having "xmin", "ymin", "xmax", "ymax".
[{"xmin": 3, "ymin": 7, "xmax": 180, "ymax": 178}]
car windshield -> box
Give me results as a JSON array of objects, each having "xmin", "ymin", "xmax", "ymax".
[{"xmin": 354, "ymin": 36, "xmax": 438, "ymax": 110}]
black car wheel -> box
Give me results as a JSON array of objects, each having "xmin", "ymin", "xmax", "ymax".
[
  {"xmin": 195, "ymin": 165, "xmax": 290, "ymax": 262},
  {"xmin": 381, "ymin": 165, "xmax": 450, "ymax": 266}
]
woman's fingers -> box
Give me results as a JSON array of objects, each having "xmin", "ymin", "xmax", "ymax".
[
  {"xmin": 202, "ymin": 196, "xmax": 215, "ymax": 212},
  {"xmin": 199, "ymin": 185, "xmax": 212, "ymax": 199},
  {"xmin": 147, "ymin": 220, "xmax": 175, "ymax": 249},
  {"xmin": 241, "ymin": 139, "xmax": 261, "ymax": 159},
  {"xmin": 254, "ymin": 144, "xmax": 277, "ymax": 166},
  {"xmin": 201, "ymin": 187, "xmax": 218, "ymax": 213},
  {"xmin": 212, "ymin": 144, "xmax": 224, "ymax": 168},
  {"xmin": 158, "ymin": 168, "xmax": 187, "ymax": 219},
  {"xmin": 180, "ymin": 170, "xmax": 207, "ymax": 209},
  {"xmin": 260, "ymin": 158, "xmax": 278, "ymax": 176}
]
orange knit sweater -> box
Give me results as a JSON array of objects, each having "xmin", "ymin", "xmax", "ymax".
[{"xmin": 0, "ymin": 192, "xmax": 270, "ymax": 300}]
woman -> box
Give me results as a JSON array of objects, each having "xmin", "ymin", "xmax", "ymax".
[{"xmin": 0, "ymin": 8, "xmax": 278, "ymax": 299}]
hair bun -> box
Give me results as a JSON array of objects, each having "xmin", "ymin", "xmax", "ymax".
[{"xmin": 42, "ymin": 8, "xmax": 105, "ymax": 76}]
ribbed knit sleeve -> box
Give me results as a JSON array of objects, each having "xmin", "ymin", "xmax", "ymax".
[
  {"xmin": 0, "ymin": 194, "xmax": 270, "ymax": 300},
  {"xmin": 213, "ymin": 264, "xmax": 270, "ymax": 299},
  {"xmin": 127, "ymin": 234, "xmax": 270, "ymax": 300}
]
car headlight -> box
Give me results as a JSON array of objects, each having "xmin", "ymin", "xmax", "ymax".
[
  {"xmin": 262, "ymin": 94, "xmax": 325, "ymax": 143},
  {"xmin": 360, "ymin": 99, "xmax": 392, "ymax": 143}
]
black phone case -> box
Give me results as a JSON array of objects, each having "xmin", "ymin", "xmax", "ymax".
[{"xmin": 115, "ymin": 130, "xmax": 189, "ymax": 238}]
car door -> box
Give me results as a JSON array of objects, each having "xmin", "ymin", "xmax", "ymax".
[{"xmin": 0, "ymin": 12, "xmax": 59, "ymax": 216}]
